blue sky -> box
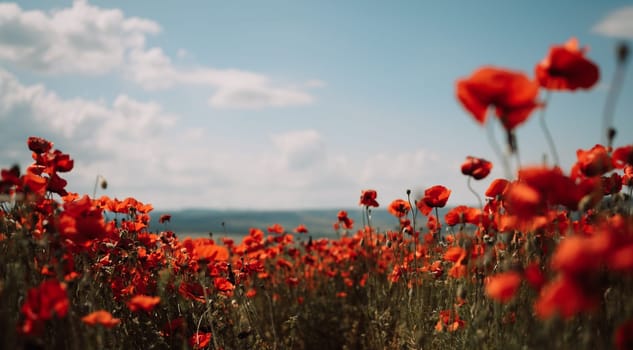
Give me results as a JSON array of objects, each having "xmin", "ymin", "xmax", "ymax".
[{"xmin": 1, "ymin": 0, "xmax": 632, "ymax": 210}]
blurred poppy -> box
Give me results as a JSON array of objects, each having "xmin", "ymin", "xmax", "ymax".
[
  {"xmin": 127, "ymin": 295, "xmax": 160, "ymax": 312},
  {"xmin": 615, "ymin": 319, "xmax": 633, "ymax": 350},
  {"xmin": 159, "ymin": 214, "xmax": 171, "ymax": 224},
  {"xmin": 536, "ymin": 37, "xmax": 599, "ymax": 91},
  {"xmin": 524, "ymin": 263, "xmax": 546, "ymax": 291},
  {"xmin": 485, "ymin": 271, "xmax": 522, "ymax": 303},
  {"xmin": 504, "ymin": 182, "xmax": 542, "ymax": 218},
  {"xmin": 189, "ymin": 332, "xmax": 212, "ymax": 350},
  {"xmin": 387, "ymin": 199, "xmax": 410, "ymax": 218},
  {"xmin": 461, "ymin": 156, "xmax": 493, "ymax": 180},
  {"xmin": 214, "ymin": 277, "xmax": 235, "ymax": 293},
  {"xmin": 81, "ymin": 310, "xmax": 120, "ymax": 328},
  {"xmin": 485, "ymin": 178, "xmax": 510, "ymax": 198},
  {"xmin": 623, "ymin": 165, "xmax": 633, "ymax": 187},
  {"xmin": 360, "ymin": 189, "xmax": 379, "ymax": 207},
  {"xmin": 423, "ymin": 185, "xmax": 451, "ymax": 208},
  {"xmin": 294, "ymin": 224, "xmax": 309, "ymax": 234},
  {"xmin": 612, "ymin": 145, "xmax": 633, "ymax": 169},
  {"xmin": 20, "ymin": 279, "xmax": 69, "ymax": 335},
  {"xmin": 336, "ymin": 210, "xmax": 354, "ymax": 230},
  {"xmin": 416, "ymin": 199, "xmax": 432, "ymax": 216},
  {"xmin": 445, "ymin": 206, "xmax": 481, "ymax": 226},
  {"xmin": 456, "ymin": 66, "xmax": 540, "ymax": 130},
  {"xmin": 534, "ymin": 275, "xmax": 598, "ymax": 319},
  {"xmin": 22, "ymin": 171, "xmax": 48, "ymax": 196},
  {"xmin": 27, "ymin": 136, "xmax": 53, "ymax": 154},
  {"xmin": 575, "ymin": 144, "xmax": 613, "ymax": 177}
]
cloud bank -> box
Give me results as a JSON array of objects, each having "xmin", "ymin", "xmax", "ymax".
[
  {"xmin": 0, "ymin": 0, "xmax": 318, "ymax": 109},
  {"xmin": 593, "ymin": 6, "xmax": 633, "ymax": 38}
]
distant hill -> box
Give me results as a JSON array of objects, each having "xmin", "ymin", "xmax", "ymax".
[{"xmin": 148, "ymin": 207, "xmax": 452, "ymax": 239}]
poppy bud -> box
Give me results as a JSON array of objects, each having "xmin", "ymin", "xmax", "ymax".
[{"xmin": 617, "ymin": 42, "xmax": 629, "ymax": 65}]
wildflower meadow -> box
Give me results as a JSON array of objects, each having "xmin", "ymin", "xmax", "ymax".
[{"xmin": 1, "ymin": 37, "xmax": 633, "ymax": 349}]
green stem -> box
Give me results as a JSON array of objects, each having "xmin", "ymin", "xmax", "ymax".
[
  {"xmin": 601, "ymin": 49, "xmax": 628, "ymax": 147},
  {"xmin": 467, "ymin": 176, "xmax": 483, "ymax": 209},
  {"xmin": 538, "ymin": 91, "xmax": 560, "ymax": 166},
  {"xmin": 486, "ymin": 120, "xmax": 511, "ymax": 179}
]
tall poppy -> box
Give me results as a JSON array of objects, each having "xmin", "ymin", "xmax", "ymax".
[
  {"xmin": 387, "ymin": 199, "xmax": 410, "ymax": 218},
  {"xmin": 456, "ymin": 66, "xmax": 540, "ymax": 130},
  {"xmin": 461, "ymin": 156, "xmax": 493, "ymax": 180},
  {"xmin": 536, "ymin": 37, "xmax": 599, "ymax": 91},
  {"xmin": 359, "ymin": 189, "xmax": 379, "ymax": 207},
  {"xmin": 575, "ymin": 144, "xmax": 613, "ymax": 177},
  {"xmin": 485, "ymin": 178, "xmax": 510, "ymax": 198},
  {"xmin": 423, "ymin": 185, "xmax": 451, "ymax": 208}
]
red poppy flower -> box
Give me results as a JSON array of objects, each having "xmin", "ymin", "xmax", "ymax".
[
  {"xmin": 22, "ymin": 171, "xmax": 48, "ymax": 196},
  {"xmin": 461, "ymin": 156, "xmax": 493, "ymax": 180},
  {"xmin": 20, "ymin": 279, "xmax": 69, "ymax": 335},
  {"xmin": 158, "ymin": 214, "xmax": 171, "ymax": 224},
  {"xmin": 189, "ymin": 332, "xmax": 212, "ymax": 350},
  {"xmin": 456, "ymin": 66, "xmax": 540, "ymax": 130},
  {"xmin": 27, "ymin": 136, "xmax": 53, "ymax": 154},
  {"xmin": 444, "ymin": 205, "xmax": 481, "ymax": 226},
  {"xmin": 416, "ymin": 199, "xmax": 432, "ymax": 216},
  {"xmin": 81, "ymin": 310, "xmax": 121, "ymax": 328},
  {"xmin": 267, "ymin": 223, "xmax": 284, "ymax": 234},
  {"xmin": 612, "ymin": 145, "xmax": 633, "ymax": 169},
  {"xmin": 518, "ymin": 166, "xmax": 585, "ymax": 210},
  {"xmin": 387, "ymin": 199, "xmax": 410, "ymax": 218},
  {"xmin": 615, "ymin": 319, "xmax": 633, "ymax": 350},
  {"xmin": 623, "ymin": 165, "xmax": 633, "ymax": 187},
  {"xmin": 524, "ymin": 263, "xmax": 546, "ymax": 291},
  {"xmin": 214, "ymin": 277, "xmax": 235, "ymax": 293},
  {"xmin": 485, "ymin": 178, "xmax": 510, "ymax": 198},
  {"xmin": 336, "ymin": 210, "xmax": 353, "ymax": 230},
  {"xmin": 485, "ymin": 271, "xmax": 522, "ymax": 303},
  {"xmin": 536, "ymin": 37, "xmax": 599, "ymax": 91},
  {"xmin": 359, "ymin": 189, "xmax": 379, "ymax": 207},
  {"xmin": 575, "ymin": 144, "xmax": 613, "ymax": 177},
  {"xmin": 443, "ymin": 247, "xmax": 467, "ymax": 263},
  {"xmin": 422, "ymin": 185, "xmax": 451, "ymax": 208},
  {"xmin": 534, "ymin": 276, "xmax": 598, "ymax": 319},
  {"xmin": 127, "ymin": 295, "xmax": 161, "ymax": 312},
  {"xmin": 293, "ymin": 224, "xmax": 308, "ymax": 234}
]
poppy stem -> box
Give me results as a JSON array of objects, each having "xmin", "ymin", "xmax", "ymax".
[
  {"xmin": 92, "ymin": 175, "xmax": 101, "ymax": 198},
  {"xmin": 601, "ymin": 42, "xmax": 629, "ymax": 147},
  {"xmin": 407, "ymin": 190, "xmax": 417, "ymax": 234},
  {"xmin": 538, "ymin": 91, "xmax": 560, "ymax": 166},
  {"xmin": 467, "ymin": 177, "xmax": 483, "ymax": 209},
  {"xmin": 486, "ymin": 120, "xmax": 512, "ymax": 179},
  {"xmin": 434, "ymin": 207, "xmax": 441, "ymax": 240},
  {"xmin": 510, "ymin": 131, "xmax": 522, "ymax": 170}
]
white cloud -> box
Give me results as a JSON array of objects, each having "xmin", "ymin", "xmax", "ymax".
[
  {"xmin": 0, "ymin": 1, "xmax": 319, "ymax": 109},
  {"xmin": 0, "ymin": 68, "xmax": 187, "ymax": 197},
  {"xmin": 127, "ymin": 47, "xmax": 314, "ymax": 109},
  {"xmin": 271, "ymin": 129, "xmax": 325, "ymax": 171},
  {"xmin": 0, "ymin": 70, "xmax": 333, "ymax": 208},
  {"xmin": 593, "ymin": 6, "xmax": 633, "ymax": 38},
  {"xmin": 209, "ymin": 85, "xmax": 314, "ymax": 109},
  {"xmin": 0, "ymin": 67, "xmax": 454, "ymax": 210},
  {"xmin": 0, "ymin": 0, "xmax": 160, "ymax": 74}
]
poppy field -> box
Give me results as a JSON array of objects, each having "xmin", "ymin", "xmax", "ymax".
[{"xmin": 1, "ymin": 38, "xmax": 633, "ymax": 349}]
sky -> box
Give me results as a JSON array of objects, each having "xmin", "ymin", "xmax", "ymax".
[{"xmin": 0, "ymin": 0, "xmax": 632, "ymax": 210}]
